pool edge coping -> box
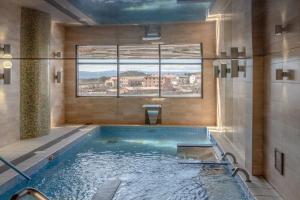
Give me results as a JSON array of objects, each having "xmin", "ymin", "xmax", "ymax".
[
  {"xmin": 0, "ymin": 125, "xmax": 276, "ymax": 200},
  {"xmin": 0, "ymin": 125, "xmax": 98, "ymax": 195}
]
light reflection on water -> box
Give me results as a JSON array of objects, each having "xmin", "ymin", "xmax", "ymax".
[{"xmin": 1, "ymin": 127, "xmax": 248, "ymax": 200}]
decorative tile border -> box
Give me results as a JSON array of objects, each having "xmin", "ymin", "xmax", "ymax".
[{"xmin": 20, "ymin": 8, "xmax": 51, "ymax": 139}]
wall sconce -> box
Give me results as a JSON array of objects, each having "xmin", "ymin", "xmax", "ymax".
[
  {"xmin": 0, "ymin": 44, "xmax": 12, "ymax": 84},
  {"xmin": 220, "ymin": 51, "xmax": 228, "ymax": 58},
  {"xmin": 276, "ymin": 69, "xmax": 294, "ymax": 80},
  {"xmin": 54, "ymin": 71, "xmax": 62, "ymax": 84},
  {"xmin": 231, "ymin": 60, "xmax": 246, "ymax": 78},
  {"xmin": 53, "ymin": 51, "xmax": 62, "ymax": 58},
  {"xmin": 220, "ymin": 64, "xmax": 230, "ymax": 78},
  {"xmin": 231, "ymin": 47, "xmax": 246, "ymax": 58},
  {"xmin": 275, "ymin": 25, "xmax": 288, "ymax": 35},
  {"xmin": 214, "ymin": 65, "xmax": 220, "ymax": 78}
]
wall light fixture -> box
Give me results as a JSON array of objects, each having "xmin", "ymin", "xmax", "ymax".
[
  {"xmin": 231, "ymin": 60, "xmax": 246, "ymax": 78},
  {"xmin": 276, "ymin": 69, "xmax": 294, "ymax": 80},
  {"xmin": 54, "ymin": 71, "xmax": 62, "ymax": 84},
  {"xmin": 214, "ymin": 65, "xmax": 220, "ymax": 78},
  {"xmin": 220, "ymin": 64, "xmax": 230, "ymax": 78},
  {"xmin": 220, "ymin": 51, "xmax": 228, "ymax": 58},
  {"xmin": 275, "ymin": 25, "xmax": 288, "ymax": 35},
  {"xmin": 53, "ymin": 51, "xmax": 62, "ymax": 58},
  {"xmin": 0, "ymin": 44, "xmax": 12, "ymax": 84},
  {"xmin": 231, "ymin": 47, "xmax": 246, "ymax": 58}
]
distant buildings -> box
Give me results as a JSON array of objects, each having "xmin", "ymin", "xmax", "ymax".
[
  {"xmin": 189, "ymin": 74, "xmax": 201, "ymax": 84},
  {"xmin": 143, "ymin": 75, "xmax": 172, "ymax": 87},
  {"xmin": 120, "ymin": 76, "xmax": 144, "ymax": 87},
  {"xmin": 178, "ymin": 76, "xmax": 189, "ymax": 85},
  {"xmin": 80, "ymin": 73, "xmax": 201, "ymax": 96},
  {"xmin": 104, "ymin": 76, "xmax": 145, "ymax": 88},
  {"xmin": 104, "ymin": 77, "xmax": 117, "ymax": 87}
]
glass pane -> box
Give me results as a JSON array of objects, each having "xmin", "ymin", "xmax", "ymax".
[
  {"xmin": 119, "ymin": 45, "xmax": 159, "ymax": 60},
  {"xmin": 161, "ymin": 44, "xmax": 202, "ymax": 97},
  {"xmin": 119, "ymin": 64, "xmax": 159, "ymax": 96},
  {"xmin": 77, "ymin": 45, "xmax": 117, "ymax": 63},
  {"xmin": 119, "ymin": 45, "xmax": 159, "ymax": 96},
  {"xmin": 77, "ymin": 64, "xmax": 117, "ymax": 96},
  {"xmin": 161, "ymin": 44, "xmax": 202, "ymax": 60},
  {"xmin": 77, "ymin": 45, "xmax": 118, "ymax": 96}
]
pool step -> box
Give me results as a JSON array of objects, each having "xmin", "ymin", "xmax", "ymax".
[
  {"xmin": 178, "ymin": 160, "xmax": 229, "ymax": 165},
  {"xmin": 177, "ymin": 144, "xmax": 213, "ymax": 147},
  {"xmin": 177, "ymin": 144, "xmax": 216, "ymax": 161},
  {"xmin": 92, "ymin": 179, "xmax": 121, "ymax": 200}
]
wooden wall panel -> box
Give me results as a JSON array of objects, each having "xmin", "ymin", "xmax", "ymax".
[
  {"xmin": 64, "ymin": 22, "xmax": 217, "ymax": 125},
  {"xmin": 0, "ymin": 0, "xmax": 21, "ymax": 147},
  {"xmin": 264, "ymin": 0, "xmax": 300, "ymax": 199},
  {"xmin": 215, "ymin": 0, "xmax": 264, "ymax": 175},
  {"xmin": 0, "ymin": 1, "xmax": 66, "ymax": 147},
  {"xmin": 50, "ymin": 23, "xmax": 65, "ymax": 126}
]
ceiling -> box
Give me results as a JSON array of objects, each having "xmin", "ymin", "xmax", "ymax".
[{"xmin": 13, "ymin": 0, "xmax": 217, "ymax": 25}]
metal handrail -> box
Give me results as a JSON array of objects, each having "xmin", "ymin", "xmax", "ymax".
[
  {"xmin": 10, "ymin": 188, "xmax": 49, "ymax": 200},
  {"xmin": 232, "ymin": 167, "xmax": 251, "ymax": 182},
  {"xmin": 221, "ymin": 152, "xmax": 238, "ymax": 164},
  {"xmin": 0, "ymin": 156, "xmax": 31, "ymax": 180}
]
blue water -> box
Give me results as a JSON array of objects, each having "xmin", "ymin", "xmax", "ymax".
[{"xmin": 0, "ymin": 126, "xmax": 248, "ymax": 200}]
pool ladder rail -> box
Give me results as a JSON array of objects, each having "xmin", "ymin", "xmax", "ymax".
[
  {"xmin": 221, "ymin": 152, "xmax": 237, "ymax": 164},
  {"xmin": 10, "ymin": 188, "xmax": 49, "ymax": 200},
  {"xmin": 232, "ymin": 167, "xmax": 251, "ymax": 182},
  {"xmin": 0, "ymin": 156, "xmax": 31, "ymax": 180},
  {"xmin": 221, "ymin": 152, "xmax": 251, "ymax": 182}
]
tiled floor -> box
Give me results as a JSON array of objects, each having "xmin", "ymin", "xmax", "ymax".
[{"xmin": 0, "ymin": 125, "xmax": 86, "ymax": 164}]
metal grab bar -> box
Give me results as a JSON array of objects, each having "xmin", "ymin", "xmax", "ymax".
[
  {"xmin": 221, "ymin": 152, "xmax": 238, "ymax": 164},
  {"xmin": 0, "ymin": 156, "xmax": 31, "ymax": 180},
  {"xmin": 10, "ymin": 188, "xmax": 49, "ymax": 200},
  {"xmin": 232, "ymin": 167, "xmax": 251, "ymax": 182}
]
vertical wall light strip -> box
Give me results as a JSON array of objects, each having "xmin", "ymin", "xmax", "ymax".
[
  {"xmin": 117, "ymin": 44, "xmax": 120, "ymax": 98},
  {"xmin": 0, "ymin": 44, "xmax": 12, "ymax": 84},
  {"xmin": 158, "ymin": 44, "xmax": 162, "ymax": 97}
]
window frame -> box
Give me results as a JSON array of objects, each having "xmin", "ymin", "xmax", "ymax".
[{"xmin": 75, "ymin": 43, "xmax": 203, "ymax": 98}]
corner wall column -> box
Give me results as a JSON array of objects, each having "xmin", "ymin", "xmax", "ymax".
[{"xmin": 20, "ymin": 8, "xmax": 51, "ymax": 139}]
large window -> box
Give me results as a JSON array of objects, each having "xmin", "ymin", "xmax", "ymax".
[
  {"xmin": 77, "ymin": 44, "xmax": 202, "ymax": 97},
  {"xmin": 77, "ymin": 45, "xmax": 118, "ymax": 96},
  {"xmin": 119, "ymin": 45, "xmax": 159, "ymax": 96},
  {"xmin": 161, "ymin": 44, "xmax": 202, "ymax": 97}
]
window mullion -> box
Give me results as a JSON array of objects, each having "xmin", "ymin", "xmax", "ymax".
[
  {"xmin": 159, "ymin": 44, "xmax": 161, "ymax": 97},
  {"xmin": 117, "ymin": 44, "xmax": 120, "ymax": 98},
  {"xmin": 200, "ymin": 43, "xmax": 203, "ymax": 98}
]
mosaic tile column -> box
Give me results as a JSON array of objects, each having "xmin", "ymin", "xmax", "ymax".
[{"xmin": 20, "ymin": 8, "xmax": 51, "ymax": 139}]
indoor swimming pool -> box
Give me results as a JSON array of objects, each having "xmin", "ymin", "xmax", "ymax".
[{"xmin": 0, "ymin": 126, "xmax": 250, "ymax": 200}]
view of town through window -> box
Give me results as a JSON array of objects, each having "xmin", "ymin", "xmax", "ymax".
[{"xmin": 77, "ymin": 44, "xmax": 202, "ymax": 97}]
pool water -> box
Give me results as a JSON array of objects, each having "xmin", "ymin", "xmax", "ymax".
[{"xmin": 0, "ymin": 126, "xmax": 249, "ymax": 200}]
